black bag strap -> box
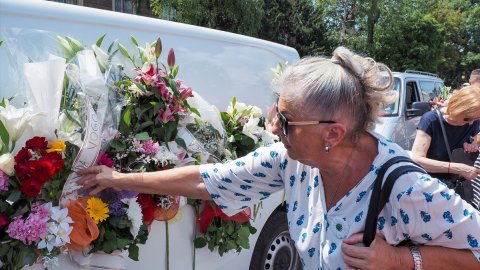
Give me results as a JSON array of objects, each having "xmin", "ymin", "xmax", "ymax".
[
  {"xmin": 435, "ymin": 109, "xmax": 453, "ymax": 161},
  {"xmin": 363, "ymin": 156, "xmax": 426, "ymax": 246}
]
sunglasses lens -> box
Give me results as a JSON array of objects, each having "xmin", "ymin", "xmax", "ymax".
[{"xmin": 277, "ymin": 112, "xmax": 288, "ymax": 137}]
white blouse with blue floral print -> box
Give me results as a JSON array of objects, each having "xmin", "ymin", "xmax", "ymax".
[{"xmin": 199, "ymin": 133, "xmax": 480, "ymax": 270}]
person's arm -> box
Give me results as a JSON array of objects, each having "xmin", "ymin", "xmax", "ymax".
[
  {"xmin": 78, "ymin": 165, "xmax": 212, "ymax": 200},
  {"xmin": 341, "ymin": 233, "xmax": 479, "ymax": 270},
  {"xmin": 411, "ymin": 129, "xmax": 479, "ymax": 180}
]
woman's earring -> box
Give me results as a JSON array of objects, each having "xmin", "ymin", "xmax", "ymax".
[{"xmin": 324, "ymin": 144, "xmax": 331, "ymax": 153}]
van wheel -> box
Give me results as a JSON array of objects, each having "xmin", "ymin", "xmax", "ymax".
[{"xmin": 249, "ymin": 209, "xmax": 301, "ymax": 270}]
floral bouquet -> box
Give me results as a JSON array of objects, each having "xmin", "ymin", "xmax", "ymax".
[
  {"xmin": 100, "ymin": 36, "xmax": 199, "ymax": 228},
  {"xmin": 0, "ymin": 114, "xmax": 71, "ymax": 270},
  {"xmin": 193, "ymin": 97, "xmax": 278, "ymax": 256}
]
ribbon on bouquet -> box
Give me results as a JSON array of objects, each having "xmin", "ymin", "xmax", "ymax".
[{"xmin": 59, "ymin": 50, "xmax": 109, "ymax": 207}]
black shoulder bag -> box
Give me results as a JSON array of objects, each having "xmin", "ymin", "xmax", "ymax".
[
  {"xmin": 363, "ymin": 156, "xmax": 426, "ymax": 246},
  {"xmin": 435, "ymin": 109, "xmax": 476, "ymax": 207}
]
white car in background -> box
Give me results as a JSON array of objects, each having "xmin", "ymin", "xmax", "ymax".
[
  {"xmin": 375, "ymin": 70, "xmax": 444, "ymax": 150},
  {"xmin": 0, "ymin": 1, "xmax": 301, "ymax": 269}
]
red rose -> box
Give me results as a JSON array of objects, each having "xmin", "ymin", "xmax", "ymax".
[
  {"xmin": 29, "ymin": 159, "xmax": 56, "ymax": 183},
  {"xmin": 0, "ymin": 215, "xmax": 10, "ymax": 229},
  {"xmin": 14, "ymin": 148, "xmax": 32, "ymax": 165},
  {"xmin": 137, "ymin": 194, "xmax": 156, "ymax": 225},
  {"xmin": 25, "ymin": 136, "xmax": 48, "ymax": 150},
  {"xmin": 14, "ymin": 162, "xmax": 29, "ymax": 181},
  {"xmin": 20, "ymin": 179, "xmax": 42, "ymax": 197},
  {"xmin": 44, "ymin": 152, "xmax": 65, "ymax": 173}
]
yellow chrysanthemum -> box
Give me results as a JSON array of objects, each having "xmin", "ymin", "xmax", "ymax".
[
  {"xmin": 86, "ymin": 197, "xmax": 109, "ymax": 224},
  {"xmin": 46, "ymin": 141, "xmax": 66, "ymax": 153}
]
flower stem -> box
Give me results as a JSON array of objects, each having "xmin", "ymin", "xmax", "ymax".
[{"xmin": 166, "ymin": 221, "xmax": 170, "ymax": 270}]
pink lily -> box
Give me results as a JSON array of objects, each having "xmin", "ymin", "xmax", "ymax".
[
  {"xmin": 158, "ymin": 107, "xmax": 175, "ymax": 123},
  {"xmin": 179, "ymin": 87, "xmax": 193, "ymax": 101}
]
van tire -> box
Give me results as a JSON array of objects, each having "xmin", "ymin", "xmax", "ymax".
[{"xmin": 249, "ymin": 209, "xmax": 301, "ymax": 270}]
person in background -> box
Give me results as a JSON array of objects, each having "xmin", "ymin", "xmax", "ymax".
[
  {"xmin": 412, "ymin": 85, "xmax": 480, "ymax": 183},
  {"xmin": 79, "ymin": 47, "xmax": 480, "ymax": 270},
  {"xmin": 468, "ymin": 69, "xmax": 480, "ymax": 209},
  {"xmin": 469, "ymin": 69, "xmax": 480, "ymax": 87}
]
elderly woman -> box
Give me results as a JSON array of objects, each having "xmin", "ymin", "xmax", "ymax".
[
  {"xmin": 411, "ymin": 85, "xmax": 480, "ymax": 208},
  {"xmin": 79, "ymin": 47, "xmax": 480, "ymax": 270}
]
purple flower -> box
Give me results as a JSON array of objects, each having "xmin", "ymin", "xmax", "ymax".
[
  {"xmin": 0, "ymin": 171, "xmax": 9, "ymax": 191},
  {"xmin": 100, "ymin": 189, "xmax": 137, "ymax": 216}
]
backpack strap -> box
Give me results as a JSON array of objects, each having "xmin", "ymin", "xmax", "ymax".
[{"xmin": 363, "ymin": 156, "xmax": 426, "ymax": 246}]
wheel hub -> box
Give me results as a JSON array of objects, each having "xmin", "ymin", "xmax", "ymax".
[{"xmin": 263, "ymin": 231, "xmax": 299, "ymax": 270}]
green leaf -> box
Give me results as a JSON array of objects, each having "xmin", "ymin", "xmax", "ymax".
[
  {"xmin": 96, "ymin": 34, "xmax": 106, "ymax": 47},
  {"xmin": 6, "ymin": 190, "xmax": 21, "ymax": 203},
  {"xmin": 193, "ymin": 237, "xmax": 207, "ymax": 248},
  {"xmin": 0, "ymin": 119, "xmax": 10, "ymax": 148},
  {"xmin": 173, "ymin": 66, "xmax": 179, "ymax": 77},
  {"xmin": 123, "ymin": 107, "xmax": 132, "ymax": 125},
  {"xmin": 133, "ymin": 82, "xmax": 146, "ymax": 92},
  {"xmin": 175, "ymin": 137, "xmax": 187, "ymax": 150},
  {"xmin": 117, "ymin": 238, "xmax": 132, "ymax": 249},
  {"xmin": 237, "ymin": 225, "xmax": 251, "ymax": 240},
  {"xmin": 118, "ymin": 43, "xmax": 130, "ymax": 59},
  {"xmin": 130, "ymin": 35, "xmax": 139, "ymax": 46},
  {"xmin": 190, "ymin": 107, "xmax": 201, "ymax": 117},
  {"xmin": 231, "ymin": 96, "xmax": 237, "ymax": 107},
  {"xmin": 134, "ymin": 132, "xmax": 151, "ymax": 141},
  {"xmin": 109, "ymin": 139, "xmax": 126, "ymax": 151},
  {"xmin": 225, "ymin": 240, "xmax": 237, "ymax": 250},
  {"xmin": 139, "ymin": 120, "xmax": 154, "ymax": 129},
  {"xmin": 0, "ymin": 40, "xmax": 3, "ymax": 47},
  {"xmin": 128, "ymin": 244, "xmax": 140, "ymax": 261}
]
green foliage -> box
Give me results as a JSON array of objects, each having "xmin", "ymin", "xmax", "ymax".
[
  {"xmin": 194, "ymin": 218, "xmax": 257, "ymax": 256},
  {"xmin": 150, "ymin": 0, "xmax": 264, "ymax": 37}
]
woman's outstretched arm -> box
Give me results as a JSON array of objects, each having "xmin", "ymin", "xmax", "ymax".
[{"xmin": 77, "ymin": 165, "xmax": 212, "ymax": 200}]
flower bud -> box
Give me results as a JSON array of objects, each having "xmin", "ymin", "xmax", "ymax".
[
  {"xmin": 155, "ymin": 37, "xmax": 162, "ymax": 59},
  {"xmin": 0, "ymin": 153, "xmax": 14, "ymax": 176},
  {"xmin": 167, "ymin": 48, "xmax": 175, "ymax": 69}
]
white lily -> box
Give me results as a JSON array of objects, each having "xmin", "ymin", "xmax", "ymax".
[
  {"xmin": 259, "ymin": 130, "xmax": 279, "ymax": 146},
  {"xmin": 0, "ymin": 102, "xmax": 34, "ymax": 144},
  {"xmin": 57, "ymin": 112, "xmax": 82, "ymax": 147},
  {"xmin": 92, "ymin": 44, "xmax": 109, "ymax": 73},
  {"xmin": 242, "ymin": 116, "xmax": 263, "ymax": 144}
]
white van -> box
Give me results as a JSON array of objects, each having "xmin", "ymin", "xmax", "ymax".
[
  {"xmin": 374, "ymin": 70, "xmax": 444, "ymax": 150},
  {"xmin": 0, "ymin": 1, "xmax": 300, "ymax": 269}
]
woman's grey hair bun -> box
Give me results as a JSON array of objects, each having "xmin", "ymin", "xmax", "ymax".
[{"xmin": 274, "ymin": 46, "xmax": 393, "ymax": 137}]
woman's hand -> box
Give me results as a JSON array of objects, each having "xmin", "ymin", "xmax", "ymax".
[
  {"xmin": 341, "ymin": 233, "xmax": 408, "ymax": 270},
  {"xmin": 452, "ymin": 163, "xmax": 480, "ymax": 180},
  {"xmin": 463, "ymin": 141, "xmax": 479, "ymax": 153},
  {"xmin": 77, "ymin": 165, "xmax": 124, "ymax": 195}
]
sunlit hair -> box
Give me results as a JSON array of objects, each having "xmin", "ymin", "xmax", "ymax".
[
  {"xmin": 446, "ymin": 85, "xmax": 480, "ymax": 120},
  {"xmin": 273, "ymin": 46, "xmax": 393, "ymax": 137}
]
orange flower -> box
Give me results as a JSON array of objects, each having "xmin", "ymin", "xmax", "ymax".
[{"xmin": 66, "ymin": 198, "xmax": 99, "ymax": 251}]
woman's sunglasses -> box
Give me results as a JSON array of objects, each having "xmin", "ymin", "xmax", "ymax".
[{"xmin": 275, "ymin": 103, "xmax": 336, "ymax": 137}]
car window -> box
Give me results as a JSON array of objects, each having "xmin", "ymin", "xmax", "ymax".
[
  {"xmin": 379, "ymin": 77, "xmax": 401, "ymax": 117},
  {"xmin": 419, "ymin": 81, "xmax": 437, "ymax": 101},
  {"xmin": 406, "ymin": 81, "xmax": 421, "ymax": 109}
]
